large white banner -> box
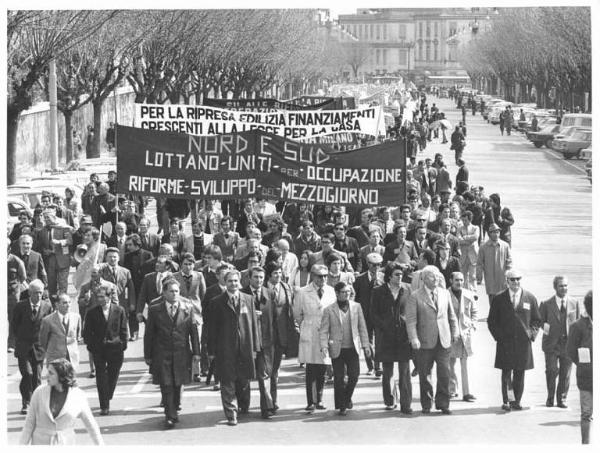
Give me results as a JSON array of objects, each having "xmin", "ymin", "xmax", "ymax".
[{"xmin": 134, "ymin": 104, "xmax": 385, "ymax": 139}]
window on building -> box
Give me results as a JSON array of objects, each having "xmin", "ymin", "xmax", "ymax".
[
  {"xmin": 434, "ymin": 44, "xmax": 438, "ymax": 61},
  {"xmin": 370, "ymin": 24, "xmax": 374, "ymax": 40},
  {"xmin": 434, "ymin": 22, "xmax": 438, "ymax": 36},
  {"xmin": 383, "ymin": 24, "xmax": 387, "ymax": 40},
  {"xmin": 449, "ymin": 21, "xmax": 457, "ymax": 37},
  {"xmin": 419, "ymin": 23, "xmax": 423, "ymax": 37},
  {"xmin": 376, "ymin": 49, "xmax": 381, "ymax": 65},
  {"xmin": 426, "ymin": 45, "xmax": 431, "ymax": 61},
  {"xmin": 399, "ymin": 24, "xmax": 406, "ymax": 39},
  {"xmin": 426, "ymin": 22, "xmax": 431, "ymax": 37},
  {"xmin": 399, "ymin": 49, "xmax": 407, "ymax": 66},
  {"xmin": 383, "ymin": 49, "xmax": 388, "ymax": 66},
  {"xmin": 418, "ymin": 43, "xmax": 423, "ymax": 61}
]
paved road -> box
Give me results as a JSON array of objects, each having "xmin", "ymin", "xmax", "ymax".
[{"xmin": 6, "ymin": 96, "xmax": 592, "ymax": 445}]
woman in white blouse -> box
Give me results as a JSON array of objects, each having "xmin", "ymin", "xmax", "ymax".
[{"xmin": 20, "ymin": 358, "xmax": 103, "ymax": 445}]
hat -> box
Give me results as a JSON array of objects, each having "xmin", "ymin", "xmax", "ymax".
[
  {"xmin": 505, "ymin": 269, "xmax": 522, "ymax": 279},
  {"xmin": 105, "ymin": 247, "xmax": 120, "ymax": 254},
  {"xmin": 80, "ymin": 215, "xmax": 93, "ymax": 224},
  {"xmin": 488, "ymin": 223, "xmax": 501, "ymax": 233},
  {"xmin": 310, "ymin": 264, "xmax": 328, "ymax": 276},
  {"xmin": 366, "ymin": 253, "xmax": 383, "ymax": 264}
]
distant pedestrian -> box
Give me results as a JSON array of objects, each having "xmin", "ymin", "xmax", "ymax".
[
  {"xmin": 105, "ymin": 122, "xmax": 115, "ymax": 151},
  {"xmin": 567, "ymin": 290, "xmax": 592, "ymax": 444},
  {"xmin": 85, "ymin": 126, "xmax": 94, "ymax": 158},
  {"xmin": 499, "ymin": 110, "xmax": 505, "ymax": 135},
  {"xmin": 503, "ymin": 107, "xmax": 513, "ymax": 135}
]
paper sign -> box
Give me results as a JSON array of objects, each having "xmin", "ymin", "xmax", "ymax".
[
  {"xmin": 543, "ymin": 323, "xmax": 550, "ymax": 335},
  {"xmin": 523, "ymin": 303, "xmax": 530, "ymax": 310},
  {"xmin": 240, "ymin": 306, "xmax": 249, "ymax": 314},
  {"xmin": 578, "ymin": 347, "xmax": 591, "ymax": 363}
]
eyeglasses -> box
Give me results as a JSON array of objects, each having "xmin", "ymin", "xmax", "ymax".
[
  {"xmin": 508, "ymin": 277, "xmax": 521, "ymax": 282},
  {"xmin": 313, "ymin": 274, "xmax": 326, "ymax": 279}
]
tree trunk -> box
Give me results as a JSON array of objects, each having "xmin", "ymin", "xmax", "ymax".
[
  {"xmin": 7, "ymin": 107, "xmax": 20, "ymax": 185},
  {"xmin": 62, "ymin": 110, "xmax": 74, "ymax": 163},
  {"xmin": 90, "ymin": 100, "xmax": 103, "ymax": 159}
]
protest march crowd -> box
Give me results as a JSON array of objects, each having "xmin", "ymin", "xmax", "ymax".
[{"xmin": 7, "ymin": 87, "xmax": 593, "ymax": 444}]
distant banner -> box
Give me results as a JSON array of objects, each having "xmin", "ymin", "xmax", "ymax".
[
  {"xmin": 204, "ymin": 97, "xmax": 336, "ymax": 112},
  {"xmin": 116, "ymin": 125, "xmax": 405, "ymax": 206},
  {"xmin": 292, "ymin": 96, "xmax": 356, "ymax": 110},
  {"xmin": 134, "ymin": 104, "xmax": 384, "ymax": 139}
]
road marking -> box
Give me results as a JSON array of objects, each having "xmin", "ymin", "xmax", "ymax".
[
  {"xmin": 542, "ymin": 148, "xmax": 587, "ymax": 174},
  {"xmin": 130, "ymin": 372, "xmax": 151, "ymax": 394}
]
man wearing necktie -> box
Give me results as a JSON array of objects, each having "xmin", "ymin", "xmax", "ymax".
[
  {"xmin": 208, "ymin": 270, "xmax": 260, "ymax": 426},
  {"xmin": 39, "ymin": 294, "xmax": 82, "ymax": 371},
  {"xmin": 406, "ymin": 265, "xmax": 459, "ymax": 415},
  {"xmin": 17, "ymin": 234, "xmax": 47, "ymax": 286},
  {"xmin": 539, "ymin": 276, "xmax": 581, "ymax": 408},
  {"xmin": 242, "ymin": 266, "xmax": 277, "ymax": 418},
  {"xmin": 487, "ymin": 269, "xmax": 542, "ymax": 411},
  {"xmin": 144, "ymin": 279, "xmax": 200, "ymax": 429},
  {"xmin": 10, "ymin": 280, "xmax": 53, "ymax": 415},
  {"xmin": 84, "ymin": 285, "xmax": 129, "ymax": 416}
]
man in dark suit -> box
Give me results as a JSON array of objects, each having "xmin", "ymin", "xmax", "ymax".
[
  {"xmin": 123, "ymin": 234, "xmax": 154, "ymax": 292},
  {"xmin": 487, "ymin": 269, "xmax": 542, "ymax": 411},
  {"xmin": 100, "ymin": 248, "xmax": 136, "ymax": 340},
  {"xmin": 356, "ymin": 229, "xmax": 385, "ymax": 274},
  {"xmin": 333, "ymin": 222, "xmax": 361, "ymax": 271},
  {"xmin": 539, "ymin": 276, "xmax": 580, "ymax": 408},
  {"xmin": 15, "ymin": 234, "xmax": 47, "ymax": 286},
  {"xmin": 347, "ymin": 208, "xmax": 373, "ymax": 248},
  {"xmin": 106, "ymin": 221, "xmax": 129, "ymax": 264},
  {"xmin": 429, "ymin": 219, "xmax": 460, "ymax": 259},
  {"xmin": 140, "ymin": 243, "xmax": 179, "ymax": 277},
  {"xmin": 213, "ymin": 216, "xmax": 240, "ymax": 263},
  {"xmin": 382, "ymin": 224, "xmax": 418, "ymax": 278},
  {"xmin": 144, "ymin": 279, "xmax": 201, "ymax": 429},
  {"xmin": 208, "ymin": 269, "xmax": 260, "ymax": 426},
  {"xmin": 135, "ymin": 257, "xmax": 172, "ymax": 322},
  {"xmin": 138, "ymin": 218, "xmax": 161, "ymax": 257},
  {"xmin": 455, "ymin": 159, "xmax": 469, "ymax": 193},
  {"xmin": 10, "ymin": 279, "xmax": 53, "ymax": 414},
  {"xmin": 83, "ymin": 285, "xmax": 128, "ymax": 415},
  {"xmin": 353, "ymin": 252, "xmax": 384, "ymax": 376},
  {"xmin": 90, "ymin": 183, "xmax": 117, "ymax": 229}
]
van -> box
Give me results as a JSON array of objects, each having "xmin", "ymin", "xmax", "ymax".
[{"xmin": 560, "ymin": 113, "xmax": 592, "ymax": 131}]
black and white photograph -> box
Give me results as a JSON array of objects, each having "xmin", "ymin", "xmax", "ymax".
[{"xmin": 2, "ymin": 0, "xmax": 596, "ymax": 446}]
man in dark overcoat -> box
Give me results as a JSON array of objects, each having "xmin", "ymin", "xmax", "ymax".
[
  {"xmin": 487, "ymin": 269, "xmax": 541, "ymax": 411},
  {"xmin": 208, "ymin": 269, "xmax": 260, "ymax": 426},
  {"xmin": 144, "ymin": 278, "xmax": 201, "ymax": 429},
  {"xmin": 371, "ymin": 262, "xmax": 413, "ymax": 413}
]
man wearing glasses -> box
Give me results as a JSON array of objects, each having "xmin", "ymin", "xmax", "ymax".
[{"xmin": 487, "ymin": 269, "xmax": 541, "ymax": 411}]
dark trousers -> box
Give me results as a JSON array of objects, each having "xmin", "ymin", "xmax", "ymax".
[
  {"xmin": 365, "ymin": 324, "xmax": 380, "ymax": 372},
  {"xmin": 270, "ymin": 345, "xmax": 284, "ymax": 406},
  {"xmin": 501, "ymin": 369, "xmax": 525, "ymax": 404},
  {"xmin": 92, "ymin": 347, "xmax": 124, "ymax": 409},
  {"xmin": 331, "ymin": 348, "xmax": 360, "ymax": 410},
  {"xmin": 128, "ymin": 308, "xmax": 138, "ymax": 336},
  {"xmin": 220, "ymin": 377, "xmax": 250, "ymax": 420},
  {"xmin": 415, "ymin": 340, "xmax": 451, "ymax": 410},
  {"xmin": 382, "ymin": 361, "xmax": 412, "ymax": 410},
  {"xmin": 160, "ymin": 384, "xmax": 182, "ymax": 421},
  {"xmin": 544, "ymin": 350, "xmax": 572, "ymax": 403},
  {"xmin": 305, "ymin": 364, "xmax": 326, "ymax": 405},
  {"xmin": 18, "ymin": 350, "xmax": 43, "ymax": 405}
]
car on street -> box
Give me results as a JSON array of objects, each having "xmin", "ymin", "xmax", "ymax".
[
  {"xmin": 526, "ymin": 123, "xmax": 562, "ymax": 148},
  {"xmin": 7, "ymin": 183, "xmax": 83, "ymax": 209},
  {"xmin": 483, "ymin": 98, "xmax": 506, "ymax": 121},
  {"xmin": 519, "ymin": 111, "xmax": 558, "ymax": 133},
  {"xmin": 551, "ymin": 128, "xmax": 592, "ymax": 159},
  {"xmin": 7, "ymin": 197, "xmax": 33, "ymax": 231},
  {"xmin": 560, "ymin": 113, "xmax": 592, "ymax": 131}
]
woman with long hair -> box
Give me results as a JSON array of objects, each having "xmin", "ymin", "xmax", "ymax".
[
  {"xmin": 20, "ymin": 359, "xmax": 103, "ymax": 445},
  {"xmin": 289, "ymin": 250, "xmax": 314, "ymax": 292}
]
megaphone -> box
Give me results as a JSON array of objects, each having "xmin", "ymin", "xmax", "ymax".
[{"xmin": 74, "ymin": 244, "xmax": 88, "ymax": 264}]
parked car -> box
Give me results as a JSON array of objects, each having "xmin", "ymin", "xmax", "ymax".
[
  {"xmin": 483, "ymin": 99, "xmax": 506, "ymax": 121},
  {"xmin": 526, "ymin": 124, "xmax": 562, "ymax": 148},
  {"xmin": 489, "ymin": 103, "xmax": 513, "ymax": 124},
  {"xmin": 7, "ymin": 184, "xmax": 83, "ymax": 209},
  {"xmin": 560, "ymin": 113, "xmax": 592, "ymax": 131},
  {"xmin": 519, "ymin": 111, "xmax": 558, "ymax": 133},
  {"xmin": 552, "ymin": 128, "xmax": 592, "ymax": 159},
  {"xmin": 7, "ymin": 197, "xmax": 33, "ymax": 231}
]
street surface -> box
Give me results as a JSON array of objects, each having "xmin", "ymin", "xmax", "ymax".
[{"xmin": 5, "ymin": 96, "xmax": 592, "ymax": 444}]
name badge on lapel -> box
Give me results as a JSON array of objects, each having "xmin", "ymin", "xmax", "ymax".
[{"xmin": 523, "ymin": 302, "xmax": 530, "ymax": 311}]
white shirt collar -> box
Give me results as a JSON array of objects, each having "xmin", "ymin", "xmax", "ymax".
[{"xmin": 555, "ymin": 295, "xmax": 567, "ymax": 308}]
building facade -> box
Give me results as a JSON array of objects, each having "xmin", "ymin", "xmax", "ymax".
[{"xmin": 337, "ymin": 8, "xmax": 491, "ymax": 80}]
